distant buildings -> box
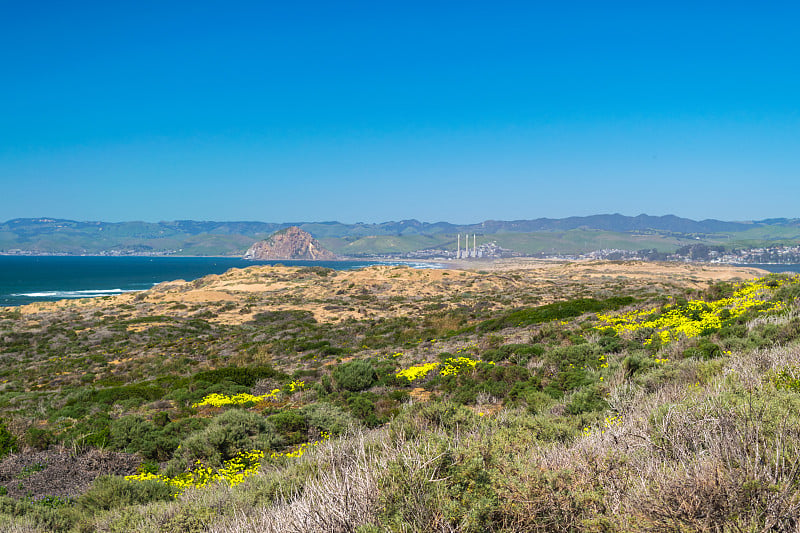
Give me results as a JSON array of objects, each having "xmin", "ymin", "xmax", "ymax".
[
  {"xmin": 398, "ymin": 241, "xmax": 800, "ymax": 264},
  {"xmin": 553, "ymin": 244, "xmax": 800, "ymax": 264},
  {"xmin": 403, "ymin": 237, "xmax": 520, "ymax": 260}
]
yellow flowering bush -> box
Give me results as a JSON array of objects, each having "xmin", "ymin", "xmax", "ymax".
[
  {"xmin": 287, "ymin": 380, "xmax": 305, "ymax": 392},
  {"xmin": 270, "ymin": 431, "xmax": 330, "ymax": 460},
  {"xmin": 396, "ymin": 362, "xmax": 440, "ymax": 382},
  {"xmin": 126, "ymin": 449, "xmax": 264, "ymax": 496},
  {"xmin": 127, "ymin": 430, "xmax": 332, "ymax": 495},
  {"xmin": 192, "ymin": 389, "xmax": 281, "ymax": 408},
  {"xmin": 596, "ymin": 277, "xmax": 788, "ymax": 347},
  {"xmin": 396, "ymin": 357, "xmax": 492, "ymax": 381},
  {"xmin": 439, "ymin": 356, "xmax": 481, "ymax": 377}
]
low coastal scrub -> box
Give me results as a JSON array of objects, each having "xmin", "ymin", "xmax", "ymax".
[{"xmin": 0, "ymin": 269, "xmax": 799, "ymax": 531}]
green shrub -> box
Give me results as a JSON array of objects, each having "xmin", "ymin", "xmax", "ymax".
[
  {"xmin": 66, "ymin": 415, "xmax": 111, "ymax": 448},
  {"xmin": 267, "ymin": 411, "xmax": 308, "ymax": 444},
  {"xmin": 24, "ymin": 427, "xmax": 54, "ymax": 451},
  {"xmin": 173, "ymin": 409, "xmax": 281, "ymax": 469},
  {"xmin": 300, "ymin": 266, "xmax": 334, "ymax": 277},
  {"xmin": 109, "ymin": 416, "xmax": 178, "ymax": 461},
  {"xmin": 450, "ymin": 387, "xmax": 478, "ymax": 405},
  {"xmin": 546, "ymin": 343, "xmax": 599, "ymax": 367},
  {"xmin": 481, "ymin": 348, "xmax": 504, "ymax": 362},
  {"xmin": 299, "ymin": 402, "xmax": 357, "ymax": 436},
  {"xmin": 482, "ymin": 344, "xmax": 545, "ymax": 364},
  {"xmin": 347, "ymin": 396, "xmax": 378, "ymax": 426},
  {"xmin": 153, "ymin": 411, "xmax": 171, "ymax": 428},
  {"xmin": 252, "ymin": 309, "xmax": 316, "ymax": 326},
  {"xmin": 110, "ymin": 416, "xmax": 152, "ymax": 450},
  {"xmin": 477, "ymin": 296, "xmax": 636, "ymax": 332},
  {"xmin": 775, "ymin": 318, "xmax": 800, "ymax": 344},
  {"xmin": 156, "ymin": 504, "xmax": 217, "ymax": 533},
  {"xmin": 683, "ymin": 339, "xmax": 722, "ymax": 360},
  {"xmin": 22, "ymin": 506, "xmax": 77, "ymax": 533},
  {"xmin": 413, "ymin": 401, "xmax": 477, "ymax": 432},
  {"xmin": 192, "ymin": 365, "xmax": 287, "ymax": 387},
  {"xmin": 770, "ymin": 367, "xmax": 800, "ymax": 393},
  {"xmin": 389, "ymin": 390, "xmax": 410, "ymax": 403},
  {"xmin": 521, "ymin": 390, "xmax": 556, "ymax": 414},
  {"xmin": 622, "ymin": 354, "xmax": 653, "ymax": 378},
  {"xmin": 137, "ymin": 461, "xmax": 159, "ymax": 475},
  {"xmin": 437, "ymin": 448, "xmax": 500, "ymax": 530},
  {"xmin": 565, "ymin": 386, "xmax": 607, "ymax": 415},
  {"xmin": 776, "ymin": 279, "xmax": 800, "ymax": 302},
  {"xmin": 705, "ymin": 281, "xmax": 736, "ymax": 300},
  {"xmin": 716, "ymin": 322, "xmax": 747, "ymax": 341},
  {"xmin": 64, "ymin": 384, "xmax": 164, "ymax": 408},
  {"xmin": 598, "ymin": 330, "xmax": 626, "ymax": 353},
  {"xmin": 333, "ymin": 360, "xmax": 377, "ymax": 392},
  {"xmin": 544, "ymin": 366, "xmax": 592, "ymax": 397},
  {"xmin": 79, "ymin": 475, "xmax": 174, "ymax": 511}
]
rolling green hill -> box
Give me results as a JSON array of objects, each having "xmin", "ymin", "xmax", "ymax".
[{"xmin": 1, "ymin": 215, "xmax": 799, "ymax": 257}]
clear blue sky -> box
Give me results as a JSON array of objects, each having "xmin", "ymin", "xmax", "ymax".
[{"xmin": 1, "ymin": 1, "xmax": 799, "ymax": 224}]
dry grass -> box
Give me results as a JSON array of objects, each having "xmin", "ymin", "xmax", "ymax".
[{"xmin": 207, "ymin": 432, "xmax": 380, "ymax": 533}]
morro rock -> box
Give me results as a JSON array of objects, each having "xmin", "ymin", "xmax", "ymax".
[{"xmin": 243, "ymin": 226, "xmax": 337, "ymax": 260}]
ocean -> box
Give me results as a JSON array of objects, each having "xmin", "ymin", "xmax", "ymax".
[
  {"xmin": 0, "ymin": 256, "xmax": 444, "ymax": 307},
  {"xmin": 731, "ymin": 264, "xmax": 800, "ymax": 275}
]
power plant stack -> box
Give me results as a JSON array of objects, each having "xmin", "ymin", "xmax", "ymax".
[{"xmin": 456, "ymin": 234, "xmax": 480, "ymax": 259}]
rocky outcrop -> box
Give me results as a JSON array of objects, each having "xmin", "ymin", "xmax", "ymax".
[{"xmin": 243, "ymin": 227, "xmax": 336, "ymax": 260}]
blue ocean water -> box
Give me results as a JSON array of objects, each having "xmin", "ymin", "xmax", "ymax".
[
  {"xmin": 0, "ymin": 256, "xmax": 443, "ymax": 307},
  {"xmin": 731, "ymin": 264, "xmax": 800, "ymax": 275}
]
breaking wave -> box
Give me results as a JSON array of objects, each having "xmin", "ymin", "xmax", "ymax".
[{"xmin": 12, "ymin": 288, "xmax": 141, "ymax": 299}]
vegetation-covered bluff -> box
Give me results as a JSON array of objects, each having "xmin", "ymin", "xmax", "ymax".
[
  {"xmin": 243, "ymin": 226, "xmax": 336, "ymax": 260},
  {"xmin": 2, "ymin": 260, "xmax": 800, "ymax": 532}
]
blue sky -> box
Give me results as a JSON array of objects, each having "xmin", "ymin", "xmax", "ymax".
[{"xmin": 1, "ymin": 1, "xmax": 799, "ymax": 223}]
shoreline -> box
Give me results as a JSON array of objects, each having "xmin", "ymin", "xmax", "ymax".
[
  {"xmin": 0, "ymin": 258, "xmax": 448, "ymax": 309},
  {"xmin": 3, "ymin": 252, "xmax": 798, "ymax": 267}
]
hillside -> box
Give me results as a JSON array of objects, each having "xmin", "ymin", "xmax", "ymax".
[
  {"xmin": 243, "ymin": 227, "xmax": 336, "ymax": 260},
  {"xmin": 3, "ymin": 261, "xmax": 800, "ymax": 531},
  {"xmin": 2, "ymin": 215, "xmax": 800, "ymax": 257}
]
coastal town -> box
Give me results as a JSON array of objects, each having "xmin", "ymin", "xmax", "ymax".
[{"xmin": 402, "ymin": 242, "xmax": 800, "ymax": 264}]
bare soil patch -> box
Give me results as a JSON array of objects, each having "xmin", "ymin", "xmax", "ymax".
[{"xmin": 0, "ymin": 447, "xmax": 138, "ymax": 500}]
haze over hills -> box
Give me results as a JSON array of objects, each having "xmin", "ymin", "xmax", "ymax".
[{"xmin": 1, "ymin": 214, "xmax": 799, "ymax": 257}]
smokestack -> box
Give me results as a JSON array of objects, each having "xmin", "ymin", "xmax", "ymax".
[{"xmin": 457, "ymin": 234, "xmax": 460, "ymax": 259}]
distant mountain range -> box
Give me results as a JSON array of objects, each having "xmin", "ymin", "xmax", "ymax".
[{"xmin": 1, "ymin": 215, "xmax": 799, "ymax": 256}]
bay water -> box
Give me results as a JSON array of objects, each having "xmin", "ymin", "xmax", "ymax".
[
  {"xmin": 0, "ymin": 256, "xmax": 442, "ymax": 307},
  {"xmin": 731, "ymin": 264, "xmax": 800, "ymax": 275}
]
